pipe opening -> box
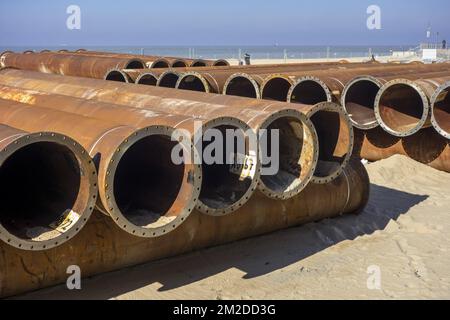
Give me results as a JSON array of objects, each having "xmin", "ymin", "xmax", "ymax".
[
  {"xmin": 213, "ymin": 60, "xmax": 229, "ymax": 66},
  {"xmin": 225, "ymin": 76, "xmax": 259, "ymax": 98},
  {"xmin": 378, "ymin": 83, "xmax": 425, "ymax": 135},
  {"xmin": 126, "ymin": 60, "xmax": 145, "ymax": 69},
  {"xmin": 152, "ymin": 60, "xmax": 170, "ymax": 68},
  {"xmin": 114, "ymin": 135, "xmax": 185, "ymax": 228},
  {"xmin": 172, "ymin": 60, "xmax": 188, "ymax": 68},
  {"xmin": 433, "ymin": 86, "xmax": 450, "ymax": 136},
  {"xmin": 158, "ymin": 73, "xmax": 179, "ymax": 88},
  {"xmin": 177, "ymin": 75, "xmax": 207, "ymax": 92},
  {"xmin": 199, "ymin": 125, "xmax": 252, "ymax": 211},
  {"xmin": 344, "ymin": 79, "xmax": 380, "ymax": 127},
  {"xmin": 105, "ymin": 70, "xmax": 128, "ymax": 82},
  {"xmin": 290, "ymin": 80, "xmax": 329, "ymax": 105},
  {"xmin": 260, "ymin": 116, "xmax": 315, "ymax": 195},
  {"xmin": 192, "ymin": 60, "xmax": 208, "ymax": 67},
  {"xmin": 310, "ymin": 110, "xmax": 351, "ymax": 179},
  {"xmin": 262, "ymin": 78, "xmax": 291, "ymax": 101},
  {"xmin": 137, "ymin": 74, "xmax": 158, "ymax": 86},
  {"xmin": 0, "ymin": 142, "xmax": 82, "ymax": 242}
]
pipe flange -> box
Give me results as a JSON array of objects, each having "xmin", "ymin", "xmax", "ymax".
[
  {"xmin": 0, "ymin": 132, "xmax": 98, "ymax": 251},
  {"xmin": 257, "ymin": 108, "xmax": 319, "ymax": 200},
  {"xmin": 104, "ymin": 68, "xmax": 132, "ymax": 83},
  {"xmin": 196, "ymin": 116, "xmax": 258, "ymax": 217},
  {"xmin": 307, "ymin": 102, "xmax": 355, "ymax": 185},
  {"xmin": 430, "ymin": 81, "xmax": 450, "ymax": 140},
  {"xmin": 156, "ymin": 70, "xmax": 181, "ymax": 87},
  {"xmin": 223, "ymin": 73, "xmax": 262, "ymax": 98},
  {"xmin": 135, "ymin": 72, "xmax": 160, "ymax": 85},
  {"xmin": 375, "ymin": 79, "xmax": 430, "ymax": 138},
  {"xmin": 260, "ymin": 73, "xmax": 295, "ymax": 100},
  {"xmin": 175, "ymin": 71, "xmax": 213, "ymax": 93},
  {"xmin": 0, "ymin": 51, "xmax": 13, "ymax": 68},
  {"xmin": 287, "ymin": 75, "xmax": 333, "ymax": 104},
  {"xmin": 104, "ymin": 126, "xmax": 202, "ymax": 238},
  {"xmin": 340, "ymin": 75, "xmax": 383, "ymax": 130},
  {"xmin": 150, "ymin": 58, "xmax": 171, "ymax": 69}
]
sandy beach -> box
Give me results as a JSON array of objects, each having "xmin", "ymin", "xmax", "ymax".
[{"xmin": 15, "ymin": 155, "xmax": 450, "ymax": 300}]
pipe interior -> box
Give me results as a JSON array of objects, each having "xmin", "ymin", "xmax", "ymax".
[
  {"xmin": 214, "ymin": 60, "xmax": 229, "ymax": 66},
  {"xmin": 126, "ymin": 60, "xmax": 145, "ymax": 69},
  {"xmin": 0, "ymin": 142, "xmax": 81, "ymax": 242},
  {"xmin": 260, "ymin": 117, "xmax": 311, "ymax": 194},
  {"xmin": 290, "ymin": 80, "xmax": 328, "ymax": 105},
  {"xmin": 158, "ymin": 73, "xmax": 180, "ymax": 88},
  {"xmin": 114, "ymin": 135, "xmax": 185, "ymax": 228},
  {"xmin": 152, "ymin": 61, "xmax": 170, "ymax": 68},
  {"xmin": 172, "ymin": 61, "xmax": 188, "ymax": 68},
  {"xmin": 200, "ymin": 125, "xmax": 252, "ymax": 211},
  {"xmin": 378, "ymin": 84, "xmax": 425, "ymax": 134},
  {"xmin": 137, "ymin": 74, "xmax": 158, "ymax": 86},
  {"xmin": 344, "ymin": 80, "xmax": 380, "ymax": 126},
  {"xmin": 105, "ymin": 71, "xmax": 128, "ymax": 82},
  {"xmin": 192, "ymin": 61, "xmax": 208, "ymax": 67},
  {"xmin": 262, "ymin": 78, "xmax": 291, "ymax": 101},
  {"xmin": 177, "ymin": 75, "xmax": 207, "ymax": 92},
  {"xmin": 310, "ymin": 110, "xmax": 350, "ymax": 178},
  {"xmin": 225, "ymin": 76, "xmax": 259, "ymax": 98},
  {"xmin": 433, "ymin": 87, "xmax": 450, "ymax": 134}
]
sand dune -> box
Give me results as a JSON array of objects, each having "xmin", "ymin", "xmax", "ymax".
[{"xmin": 17, "ymin": 155, "xmax": 450, "ymax": 300}]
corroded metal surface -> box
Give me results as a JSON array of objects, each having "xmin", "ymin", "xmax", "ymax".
[
  {"xmin": 0, "ymin": 69, "xmax": 320, "ymax": 203},
  {"xmin": 0, "ymin": 159, "xmax": 370, "ymax": 299},
  {"xmin": 0, "ymin": 99, "xmax": 200, "ymax": 238},
  {"xmin": 355, "ymin": 127, "xmax": 450, "ymax": 172},
  {"xmin": 0, "ymin": 51, "xmax": 146, "ymax": 79},
  {"xmin": 0, "ymin": 125, "xmax": 97, "ymax": 251}
]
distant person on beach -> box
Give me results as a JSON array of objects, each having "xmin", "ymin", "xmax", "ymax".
[
  {"xmin": 244, "ymin": 53, "xmax": 251, "ymax": 65},
  {"xmin": 443, "ymin": 40, "xmax": 447, "ymax": 49}
]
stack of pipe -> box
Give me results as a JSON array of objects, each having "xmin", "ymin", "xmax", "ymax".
[
  {"xmin": 12, "ymin": 49, "xmax": 230, "ymax": 69},
  {"xmin": 0, "ymin": 65, "xmax": 370, "ymax": 297},
  {"xmin": 106, "ymin": 60, "xmax": 450, "ymax": 172}
]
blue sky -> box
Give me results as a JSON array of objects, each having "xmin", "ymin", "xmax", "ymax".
[{"xmin": 0, "ymin": 0, "xmax": 448, "ymax": 46}]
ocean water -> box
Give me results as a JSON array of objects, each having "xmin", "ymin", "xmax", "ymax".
[{"xmin": 0, "ymin": 45, "xmax": 416, "ymax": 60}]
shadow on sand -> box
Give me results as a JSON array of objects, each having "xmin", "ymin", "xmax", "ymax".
[{"xmin": 19, "ymin": 184, "xmax": 428, "ymax": 300}]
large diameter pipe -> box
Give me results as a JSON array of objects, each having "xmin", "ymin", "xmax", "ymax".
[
  {"xmin": 355, "ymin": 127, "xmax": 450, "ymax": 173},
  {"xmin": 341, "ymin": 70, "xmax": 450, "ymax": 130},
  {"xmin": 264, "ymin": 64, "xmax": 450, "ymax": 103},
  {"xmin": 0, "ymin": 69, "xmax": 319, "ymax": 202},
  {"xmin": 67, "ymin": 50, "xmax": 226, "ymax": 68},
  {"xmin": 375, "ymin": 76, "xmax": 450, "ymax": 137},
  {"xmin": 0, "ymin": 85, "xmax": 261, "ymax": 217},
  {"xmin": 0, "ymin": 99, "xmax": 200, "ymax": 238},
  {"xmin": 431, "ymin": 81, "xmax": 450, "ymax": 139},
  {"xmin": 0, "ymin": 125, "xmax": 97, "ymax": 251},
  {"xmin": 0, "ymin": 51, "xmax": 146, "ymax": 79},
  {"xmin": 0, "ymin": 158, "xmax": 370, "ymax": 298}
]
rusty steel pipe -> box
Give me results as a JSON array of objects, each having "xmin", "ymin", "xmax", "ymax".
[
  {"xmin": 0, "ymin": 125, "xmax": 97, "ymax": 251},
  {"xmin": 0, "ymin": 51, "xmax": 146, "ymax": 79},
  {"xmin": 262, "ymin": 63, "xmax": 450, "ymax": 103},
  {"xmin": 67, "ymin": 50, "xmax": 225, "ymax": 68},
  {"xmin": 0, "ymin": 98, "xmax": 200, "ymax": 238},
  {"xmin": 0, "ymin": 158, "xmax": 369, "ymax": 298},
  {"xmin": 0, "ymin": 84, "xmax": 264, "ymax": 217},
  {"xmin": 0, "ymin": 69, "xmax": 319, "ymax": 202},
  {"xmin": 341, "ymin": 70, "xmax": 450, "ymax": 130},
  {"xmin": 355, "ymin": 127, "xmax": 450, "ymax": 173},
  {"xmin": 431, "ymin": 81, "xmax": 450, "ymax": 139},
  {"xmin": 375, "ymin": 76, "xmax": 450, "ymax": 137},
  {"xmin": 157, "ymin": 70, "xmax": 183, "ymax": 88}
]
